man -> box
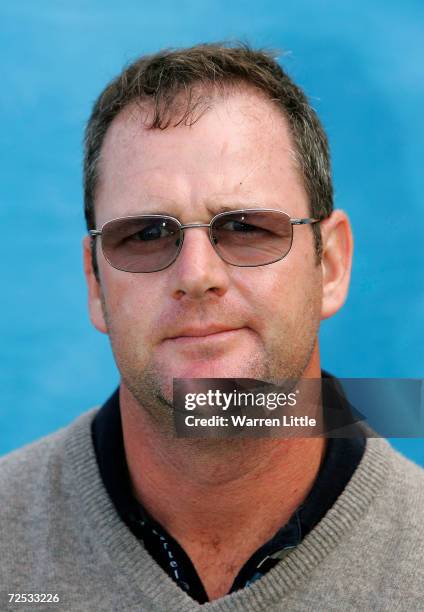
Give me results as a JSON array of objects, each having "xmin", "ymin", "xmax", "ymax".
[{"xmin": 1, "ymin": 43, "xmax": 423, "ymax": 611}]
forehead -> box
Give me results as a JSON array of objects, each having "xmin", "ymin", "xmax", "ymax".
[{"xmin": 94, "ymin": 88, "xmax": 307, "ymax": 223}]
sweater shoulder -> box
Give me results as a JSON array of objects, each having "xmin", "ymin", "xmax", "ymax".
[
  {"xmin": 0, "ymin": 409, "xmax": 98, "ymax": 498},
  {"xmin": 382, "ymin": 441, "xmax": 424, "ymax": 512},
  {"xmin": 384, "ymin": 441, "xmax": 424, "ymax": 492}
]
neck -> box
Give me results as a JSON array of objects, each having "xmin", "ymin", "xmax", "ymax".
[{"xmin": 120, "ymin": 368, "xmax": 325, "ymax": 600}]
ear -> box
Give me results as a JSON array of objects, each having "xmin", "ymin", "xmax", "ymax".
[
  {"xmin": 83, "ymin": 236, "xmax": 108, "ymax": 334},
  {"xmin": 320, "ymin": 210, "xmax": 354, "ymax": 320}
]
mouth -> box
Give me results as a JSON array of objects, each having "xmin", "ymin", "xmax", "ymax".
[{"xmin": 167, "ymin": 328, "xmax": 243, "ymax": 344}]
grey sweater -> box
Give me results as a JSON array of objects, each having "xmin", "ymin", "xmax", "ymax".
[{"xmin": 0, "ymin": 409, "xmax": 423, "ymax": 611}]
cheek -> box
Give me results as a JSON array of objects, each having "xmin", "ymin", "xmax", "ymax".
[
  {"xmin": 237, "ymin": 257, "xmax": 322, "ymax": 334},
  {"xmin": 100, "ymin": 272, "xmax": 159, "ymax": 345}
]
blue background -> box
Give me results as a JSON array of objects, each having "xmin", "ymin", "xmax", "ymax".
[{"xmin": 1, "ymin": 1, "xmax": 423, "ymax": 463}]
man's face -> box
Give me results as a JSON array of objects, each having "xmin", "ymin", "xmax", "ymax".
[{"xmin": 87, "ymin": 89, "xmax": 323, "ymax": 412}]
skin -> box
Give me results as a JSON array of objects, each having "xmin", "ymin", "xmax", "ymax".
[{"xmin": 83, "ymin": 87, "xmax": 353, "ymax": 600}]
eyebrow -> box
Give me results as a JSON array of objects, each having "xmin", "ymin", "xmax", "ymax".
[
  {"xmin": 127, "ymin": 204, "xmax": 243, "ymax": 218},
  {"xmin": 206, "ymin": 204, "xmax": 235, "ymax": 215}
]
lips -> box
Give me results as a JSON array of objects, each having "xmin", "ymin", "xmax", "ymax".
[{"xmin": 167, "ymin": 325, "xmax": 242, "ymax": 339}]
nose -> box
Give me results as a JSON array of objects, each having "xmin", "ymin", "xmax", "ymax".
[{"xmin": 169, "ymin": 226, "xmax": 231, "ymax": 300}]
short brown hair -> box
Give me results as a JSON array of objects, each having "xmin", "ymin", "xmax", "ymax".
[{"xmin": 83, "ymin": 42, "xmax": 333, "ymax": 270}]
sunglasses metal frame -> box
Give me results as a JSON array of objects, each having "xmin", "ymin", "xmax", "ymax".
[{"xmin": 89, "ymin": 208, "xmax": 323, "ymax": 273}]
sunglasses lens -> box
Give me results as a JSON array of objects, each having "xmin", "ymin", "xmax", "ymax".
[
  {"xmin": 101, "ymin": 217, "xmax": 181, "ymax": 272},
  {"xmin": 99, "ymin": 211, "xmax": 294, "ymax": 272},
  {"xmin": 211, "ymin": 211, "xmax": 293, "ymax": 266}
]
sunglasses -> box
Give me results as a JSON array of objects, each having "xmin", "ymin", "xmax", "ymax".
[{"xmin": 89, "ymin": 208, "xmax": 322, "ymax": 273}]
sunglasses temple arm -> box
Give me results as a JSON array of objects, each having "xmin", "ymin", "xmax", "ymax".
[{"xmin": 291, "ymin": 218, "xmax": 321, "ymax": 225}]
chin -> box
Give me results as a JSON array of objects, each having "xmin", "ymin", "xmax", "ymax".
[{"xmin": 166, "ymin": 362, "xmax": 225, "ymax": 381}]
